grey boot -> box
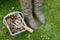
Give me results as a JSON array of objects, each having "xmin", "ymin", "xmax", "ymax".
[
  {"xmin": 20, "ymin": 0, "xmax": 38, "ymax": 29},
  {"xmin": 34, "ymin": 0, "xmax": 46, "ymax": 25}
]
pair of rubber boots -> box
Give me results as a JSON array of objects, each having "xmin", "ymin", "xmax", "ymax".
[{"xmin": 20, "ymin": 0, "xmax": 46, "ymax": 30}]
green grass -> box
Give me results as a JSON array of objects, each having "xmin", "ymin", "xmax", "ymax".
[{"xmin": 0, "ymin": 0, "xmax": 60, "ymax": 40}]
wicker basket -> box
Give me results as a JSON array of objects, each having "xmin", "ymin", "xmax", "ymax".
[{"xmin": 3, "ymin": 11, "xmax": 26, "ymax": 36}]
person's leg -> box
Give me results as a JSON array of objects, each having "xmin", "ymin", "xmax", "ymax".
[
  {"xmin": 34, "ymin": 0, "xmax": 46, "ymax": 25},
  {"xmin": 20, "ymin": 0, "xmax": 38, "ymax": 29}
]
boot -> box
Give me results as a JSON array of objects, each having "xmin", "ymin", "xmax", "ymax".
[
  {"xmin": 34, "ymin": 0, "xmax": 46, "ymax": 25},
  {"xmin": 20, "ymin": 0, "xmax": 38, "ymax": 29}
]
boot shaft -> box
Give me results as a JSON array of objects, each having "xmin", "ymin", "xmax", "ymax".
[
  {"xmin": 34, "ymin": 0, "xmax": 43, "ymax": 8},
  {"xmin": 34, "ymin": 0, "xmax": 44, "ymax": 13},
  {"xmin": 20, "ymin": 0, "xmax": 32, "ymax": 16}
]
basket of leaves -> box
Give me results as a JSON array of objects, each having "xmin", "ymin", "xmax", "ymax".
[{"xmin": 3, "ymin": 11, "xmax": 33, "ymax": 36}]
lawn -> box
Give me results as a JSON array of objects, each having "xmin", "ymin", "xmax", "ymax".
[{"xmin": 0, "ymin": 0, "xmax": 60, "ymax": 40}]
